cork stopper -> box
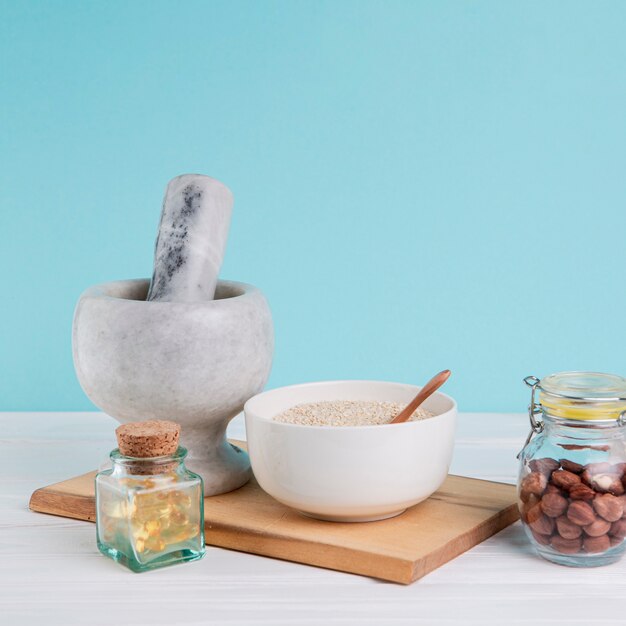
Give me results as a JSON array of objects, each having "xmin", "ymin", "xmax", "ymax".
[{"xmin": 115, "ymin": 420, "xmax": 181, "ymax": 458}]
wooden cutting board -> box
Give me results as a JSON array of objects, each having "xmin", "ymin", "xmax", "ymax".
[{"xmin": 29, "ymin": 441, "xmax": 518, "ymax": 584}]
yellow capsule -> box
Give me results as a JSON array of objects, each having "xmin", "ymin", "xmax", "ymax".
[
  {"xmin": 135, "ymin": 538, "xmax": 146, "ymax": 553},
  {"xmin": 132, "ymin": 496, "xmax": 167, "ymax": 522},
  {"xmin": 171, "ymin": 509, "xmax": 188, "ymax": 526},
  {"xmin": 154, "ymin": 502, "xmax": 172, "ymax": 516},
  {"xmin": 144, "ymin": 520, "xmax": 161, "ymax": 536},
  {"xmin": 137, "ymin": 510, "xmax": 168, "ymax": 526}
]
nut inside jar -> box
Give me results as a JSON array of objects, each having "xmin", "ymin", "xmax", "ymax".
[{"xmin": 519, "ymin": 458, "xmax": 626, "ymax": 558}]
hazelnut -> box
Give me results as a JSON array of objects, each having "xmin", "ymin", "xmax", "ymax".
[
  {"xmin": 568, "ymin": 484, "xmax": 596, "ymax": 501},
  {"xmin": 610, "ymin": 519, "xmax": 626, "ymax": 538},
  {"xmin": 593, "ymin": 494, "xmax": 624, "ymax": 522},
  {"xmin": 567, "ymin": 501, "xmax": 596, "ymax": 526},
  {"xmin": 556, "ymin": 515, "xmax": 583, "ymax": 540},
  {"xmin": 541, "ymin": 493, "xmax": 568, "ymax": 518},
  {"xmin": 583, "ymin": 535, "xmax": 610, "ymax": 553},
  {"xmin": 520, "ymin": 472, "xmax": 547, "ymax": 501},
  {"xmin": 583, "ymin": 518, "xmax": 611, "ymax": 537},
  {"xmin": 581, "ymin": 463, "xmax": 613, "ymax": 486},
  {"xmin": 610, "ymin": 536, "xmax": 623, "ymax": 548},
  {"xmin": 529, "ymin": 458, "xmax": 559, "ymax": 475},
  {"xmin": 588, "ymin": 473, "xmax": 624, "ymax": 496},
  {"xmin": 551, "ymin": 470, "xmax": 581, "ymax": 491},
  {"xmin": 526, "ymin": 502, "xmax": 543, "ymax": 532},
  {"xmin": 519, "ymin": 495, "xmax": 539, "ymax": 522},
  {"xmin": 544, "ymin": 484, "xmax": 567, "ymax": 497},
  {"xmin": 529, "ymin": 513, "xmax": 555, "ymax": 536},
  {"xmin": 559, "ymin": 459, "xmax": 584, "ymax": 474},
  {"xmin": 530, "ymin": 529, "xmax": 551, "ymax": 546},
  {"xmin": 551, "ymin": 535, "xmax": 581, "ymax": 554}
]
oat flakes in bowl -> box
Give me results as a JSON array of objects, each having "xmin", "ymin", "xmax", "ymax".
[{"xmin": 273, "ymin": 400, "xmax": 433, "ymax": 427}]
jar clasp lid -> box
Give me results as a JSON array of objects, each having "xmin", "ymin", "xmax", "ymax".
[{"xmin": 517, "ymin": 375, "xmax": 544, "ymax": 459}]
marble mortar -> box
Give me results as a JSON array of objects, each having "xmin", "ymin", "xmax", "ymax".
[{"xmin": 73, "ymin": 278, "xmax": 273, "ymax": 495}]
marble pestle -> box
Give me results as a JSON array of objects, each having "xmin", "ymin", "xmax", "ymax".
[{"xmin": 147, "ymin": 174, "xmax": 233, "ymax": 302}]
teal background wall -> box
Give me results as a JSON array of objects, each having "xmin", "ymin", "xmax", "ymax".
[{"xmin": 2, "ymin": 1, "xmax": 626, "ymax": 412}]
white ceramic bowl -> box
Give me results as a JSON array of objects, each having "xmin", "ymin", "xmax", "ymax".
[{"xmin": 244, "ymin": 380, "xmax": 457, "ymax": 522}]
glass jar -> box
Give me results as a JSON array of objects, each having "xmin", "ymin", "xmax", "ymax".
[
  {"xmin": 95, "ymin": 446, "xmax": 205, "ymax": 572},
  {"xmin": 518, "ymin": 371, "xmax": 626, "ymax": 567}
]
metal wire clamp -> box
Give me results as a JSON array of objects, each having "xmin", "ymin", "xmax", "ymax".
[{"xmin": 517, "ymin": 375, "xmax": 543, "ymax": 460}]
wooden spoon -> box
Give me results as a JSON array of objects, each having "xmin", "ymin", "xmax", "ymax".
[{"xmin": 389, "ymin": 370, "xmax": 451, "ymax": 424}]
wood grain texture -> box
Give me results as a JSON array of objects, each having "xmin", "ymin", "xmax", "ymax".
[
  {"xmin": 30, "ymin": 471, "xmax": 97, "ymax": 521},
  {"xmin": 29, "ymin": 440, "xmax": 518, "ymax": 584}
]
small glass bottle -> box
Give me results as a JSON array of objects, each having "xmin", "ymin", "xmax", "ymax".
[
  {"xmin": 518, "ymin": 372, "xmax": 626, "ymax": 567},
  {"xmin": 95, "ymin": 420, "xmax": 205, "ymax": 572}
]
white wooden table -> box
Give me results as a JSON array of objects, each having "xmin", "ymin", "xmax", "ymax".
[{"xmin": 2, "ymin": 412, "xmax": 625, "ymax": 625}]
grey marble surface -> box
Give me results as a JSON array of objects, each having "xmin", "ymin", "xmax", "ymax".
[
  {"xmin": 72, "ymin": 278, "xmax": 273, "ymax": 494},
  {"xmin": 147, "ymin": 174, "xmax": 233, "ymax": 302}
]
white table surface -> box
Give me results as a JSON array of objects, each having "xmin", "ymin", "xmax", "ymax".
[{"xmin": 2, "ymin": 411, "xmax": 626, "ymax": 625}]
